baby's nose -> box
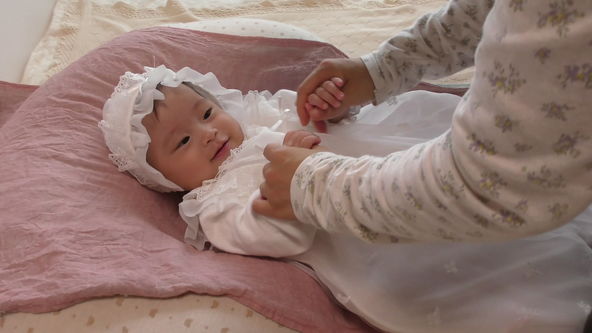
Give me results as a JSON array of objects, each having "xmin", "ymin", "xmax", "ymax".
[{"xmin": 201, "ymin": 126, "xmax": 217, "ymax": 145}]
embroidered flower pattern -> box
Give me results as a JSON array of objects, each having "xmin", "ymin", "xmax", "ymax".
[
  {"xmin": 410, "ymin": 145, "xmax": 425, "ymax": 161},
  {"xmin": 558, "ymin": 63, "xmax": 592, "ymax": 88},
  {"xmin": 526, "ymin": 166, "xmax": 566, "ymax": 189},
  {"xmin": 514, "ymin": 143, "xmax": 533, "ymax": 152},
  {"xmin": 486, "ymin": 62, "xmax": 526, "ymax": 96},
  {"xmin": 399, "ymin": 208, "xmax": 417, "ymax": 223},
  {"xmin": 468, "ymin": 133, "xmax": 497, "ymax": 155},
  {"xmin": 355, "ymin": 224, "xmax": 380, "ymax": 242},
  {"xmin": 439, "ymin": 170, "xmax": 464, "ymax": 199},
  {"xmin": 473, "ymin": 214, "xmax": 491, "ymax": 229},
  {"xmin": 405, "ymin": 191, "xmax": 423, "ymax": 210},
  {"xmin": 541, "ymin": 102, "xmax": 572, "ymax": 121},
  {"xmin": 538, "ymin": 0, "xmax": 584, "ymax": 37},
  {"xmin": 435, "ymin": 199, "xmax": 448, "ymax": 211},
  {"xmin": 515, "ymin": 200, "xmax": 529, "ymax": 213},
  {"xmin": 479, "ymin": 170, "xmax": 508, "ymax": 198},
  {"xmin": 495, "ymin": 208, "xmax": 526, "ymax": 227},
  {"xmin": 404, "ymin": 38, "xmax": 419, "ymax": 54},
  {"xmin": 553, "ymin": 131, "xmax": 590, "ymax": 158},
  {"xmin": 548, "ymin": 202, "xmax": 569, "ymax": 221},
  {"xmin": 534, "ymin": 47, "xmax": 551, "ymax": 64},
  {"xmin": 510, "ymin": 0, "xmax": 526, "ymax": 12},
  {"xmin": 494, "ymin": 114, "xmax": 516, "ymax": 132},
  {"xmin": 464, "ymin": 4, "xmax": 479, "ymax": 21}
]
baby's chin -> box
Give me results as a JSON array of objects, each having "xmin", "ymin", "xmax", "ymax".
[{"xmin": 183, "ymin": 138, "xmax": 244, "ymax": 190}]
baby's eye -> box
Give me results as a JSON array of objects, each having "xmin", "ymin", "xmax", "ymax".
[
  {"xmin": 203, "ymin": 108, "xmax": 212, "ymax": 120},
  {"xmin": 177, "ymin": 136, "xmax": 191, "ymax": 148}
]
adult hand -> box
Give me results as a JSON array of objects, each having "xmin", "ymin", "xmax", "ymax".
[
  {"xmin": 296, "ymin": 58, "xmax": 376, "ymax": 132},
  {"xmin": 252, "ymin": 144, "xmax": 324, "ymax": 220}
]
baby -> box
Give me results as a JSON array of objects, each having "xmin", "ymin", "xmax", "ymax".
[{"xmin": 100, "ymin": 65, "xmax": 592, "ymax": 332}]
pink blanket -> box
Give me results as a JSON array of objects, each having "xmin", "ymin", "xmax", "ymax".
[{"xmin": 0, "ymin": 28, "xmax": 373, "ymax": 332}]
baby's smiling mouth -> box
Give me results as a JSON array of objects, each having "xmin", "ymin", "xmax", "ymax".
[{"xmin": 212, "ymin": 139, "xmax": 230, "ymax": 161}]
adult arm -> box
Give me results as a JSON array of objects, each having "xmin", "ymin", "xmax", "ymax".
[
  {"xmin": 362, "ymin": 0, "xmax": 491, "ymax": 104},
  {"xmin": 290, "ymin": 0, "xmax": 592, "ymax": 242}
]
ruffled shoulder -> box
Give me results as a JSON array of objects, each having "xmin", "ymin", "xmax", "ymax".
[{"xmin": 179, "ymin": 127, "xmax": 285, "ymax": 247}]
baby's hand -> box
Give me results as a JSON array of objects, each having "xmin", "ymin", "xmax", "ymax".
[
  {"xmin": 305, "ymin": 77, "xmax": 345, "ymax": 114},
  {"xmin": 283, "ymin": 130, "xmax": 321, "ymax": 149}
]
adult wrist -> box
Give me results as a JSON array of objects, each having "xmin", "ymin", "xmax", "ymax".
[
  {"xmin": 289, "ymin": 151, "xmax": 333, "ymax": 226},
  {"xmin": 360, "ymin": 53, "xmax": 391, "ymax": 105}
]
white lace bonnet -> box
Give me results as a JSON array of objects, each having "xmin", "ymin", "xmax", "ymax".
[{"xmin": 99, "ymin": 65, "xmax": 245, "ymax": 192}]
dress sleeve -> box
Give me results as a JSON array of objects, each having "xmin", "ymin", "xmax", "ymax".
[
  {"xmin": 197, "ymin": 190, "xmax": 317, "ymax": 258},
  {"xmin": 361, "ymin": 0, "xmax": 493, "ymax": 104},
  {"xmin": 291, "ymin": 0, "xmax": 592, "ymax": 243}
]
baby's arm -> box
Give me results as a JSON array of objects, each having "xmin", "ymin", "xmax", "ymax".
[
  {"xmin": 181, "ymin": 128, "xmax": 317, "ymax": 258},
  {"xmin": 197, "ymin": 191, "xmax": 317, "ymax": 258}
]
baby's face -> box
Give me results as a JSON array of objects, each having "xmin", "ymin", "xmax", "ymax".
[{"xmin": 142, "ymin": 84, "xmax": 244, "ymax": 190}]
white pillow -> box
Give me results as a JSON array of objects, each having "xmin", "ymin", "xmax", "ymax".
[{"xmin": 164, "ymin": 18, "xmax": 323, "ymax": 41}]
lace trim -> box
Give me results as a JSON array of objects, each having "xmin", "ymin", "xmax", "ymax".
[
  {"xmin": 184, "ymin": 136, "xmax": 253, "ymax": 202},
  {"xmin": 114, "ymin": 71, "xmax": 145, "ymax": 93}
]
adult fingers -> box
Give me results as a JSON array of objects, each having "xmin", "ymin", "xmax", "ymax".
[
  {"xmin": 262, "ymin": 143, "xmax": 283, "ymax": 162},
  {"xmin": 252, "ymin": 198, "xmax": 278, "ymax": 219}
]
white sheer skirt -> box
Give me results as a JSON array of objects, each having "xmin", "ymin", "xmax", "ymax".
[{"xmin": 287, "ymin": 90, "xmax": 592, "ymax": 333}]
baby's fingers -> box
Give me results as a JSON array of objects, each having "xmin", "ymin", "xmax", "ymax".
[
  {"xmin": 283, "ymin": 130, "xmax": 320, "ymax": 148},
  {"xmin": 324, "ymin": 78, "xmax": 345, "ymax": 101},
  {"xmin": 300, "ymin": 134, "xmax": 321, "ymax": 149},
  {"xmin": 307, "ymin": 93, "xmax": 328, "ymax": 110},
  {"xmin": 315, "ymin": 86, "xmax": 341, "ymax": 109}
]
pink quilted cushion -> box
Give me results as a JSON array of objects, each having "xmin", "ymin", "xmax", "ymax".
[{"xmin": 0, "ymin": 27, "xmax": 374, "ymax": 332}]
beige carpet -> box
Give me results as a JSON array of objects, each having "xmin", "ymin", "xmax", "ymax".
[{"xmin": 22, "ymin": 0, "xmax": 473, "ymax": 85}]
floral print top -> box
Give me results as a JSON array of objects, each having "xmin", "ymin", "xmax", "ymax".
[{"xmin": 291, "ymin": 0, "xmax": 592, "ymax": 242}]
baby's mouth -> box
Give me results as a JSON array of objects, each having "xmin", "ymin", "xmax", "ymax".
[{"xmin": 212, "ymin": 139, "xmax": 230, "ymax": 161}]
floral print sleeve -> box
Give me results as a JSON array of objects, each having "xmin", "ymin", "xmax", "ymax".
[
  {"xmin": 362, "ymin": 0, "xmax": 494, "ymax": 104},
  {"xmin": 291, "ymin": 0, "xmax": 592, "ymax": 242}
]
